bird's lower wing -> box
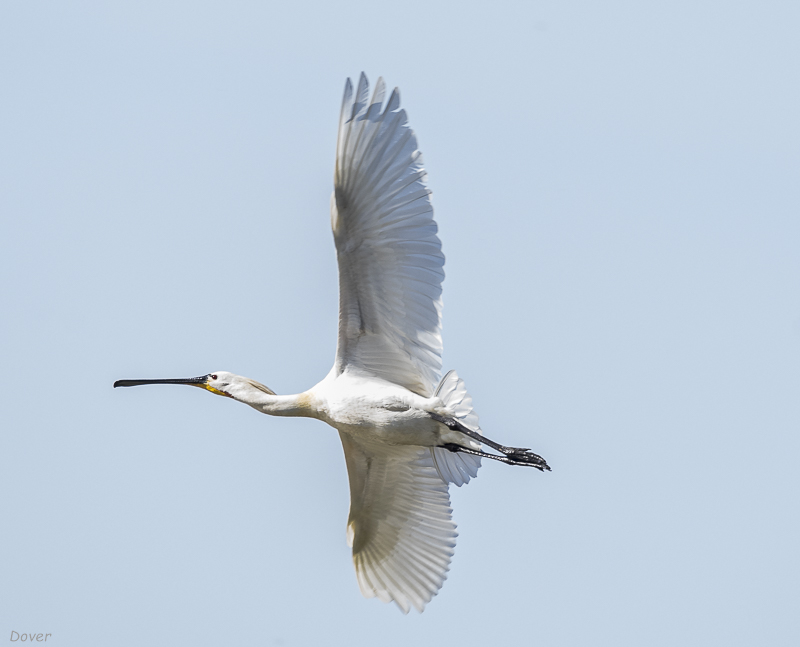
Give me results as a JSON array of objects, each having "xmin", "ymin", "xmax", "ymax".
[{"xmin": 339, "ymin": 432, "xmax": 457, "ymax": 613}]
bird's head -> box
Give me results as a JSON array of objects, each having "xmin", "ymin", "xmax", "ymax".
[
  {"xmin": 113, "ymin": 371, "xmax": 235, "ymax": 398},
  {"xmin": 201, "ymin": 372, "xmax": 236, "ymax": 397},
  {"xmin": 113, "ymin": 371, "xmax": 275, "ymax": 400}
]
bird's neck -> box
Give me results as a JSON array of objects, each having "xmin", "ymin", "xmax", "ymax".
[
  {"xmin": 257, "ymin": 393, "xmax": 315, "ymax": 417},
  {"xmin": 230, "ymin": 384, "xmax": 316, "ymax": 418}
]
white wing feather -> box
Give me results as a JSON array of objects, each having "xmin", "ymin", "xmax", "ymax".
[
  {"xmin": 339, "ymin": 433, "xmax": 457, "ymax": 613},
  {"xmin": 332, "ymin": 73, "xmax": 444, "ymax": 397}
]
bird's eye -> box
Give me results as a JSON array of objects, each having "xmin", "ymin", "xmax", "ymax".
[{"xmin": 210, "ymin": 374, "xmax": 218, "ymax": 380}]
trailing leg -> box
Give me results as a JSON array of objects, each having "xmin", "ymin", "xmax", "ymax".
[{"xmin": 431, "ymin": 413, "xmax": 551, "ymax": 472}]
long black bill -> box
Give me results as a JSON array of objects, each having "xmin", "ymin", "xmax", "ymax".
[{"xmin": 113, "ymin": 375, "xmax": 208, "ymax": 388}]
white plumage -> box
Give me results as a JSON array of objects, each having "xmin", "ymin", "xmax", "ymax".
[
  {"xmin": 332, "ymin": 74, "xmax": 444, "ymax": 397},
  {"xmin": 341, "ymin": 434, "xmax": 457, "ymax": 614},
  {"xmin": 114, "ymin": 73, "xmax": 549, "ymax": 614}
]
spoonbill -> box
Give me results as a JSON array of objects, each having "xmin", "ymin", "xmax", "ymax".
[{"xmin": 115, "ymin": 74, "xmax": 550, "ymax": 613}]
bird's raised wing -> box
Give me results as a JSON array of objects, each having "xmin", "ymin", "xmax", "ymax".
[
  {"xmin": 331, "ymin": 74, "xmax": 444, "ymax": 397},
  {"xmin": 339, "ymin": 432, "xmax": 456, "ymax": 613}
]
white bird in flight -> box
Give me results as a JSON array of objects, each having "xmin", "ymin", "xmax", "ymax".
[{"xmin": 115, "ymin": 73, "xmax": 550, "ymax": 613}]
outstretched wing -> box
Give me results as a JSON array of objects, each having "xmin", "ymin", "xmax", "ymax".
[
  {"xmin": 331, "ymin": 73, "xmax": 444, "ymax": 397},
  {"xmin": 339, "ymin": 432, "xmax": 457, "ymax": 614}
]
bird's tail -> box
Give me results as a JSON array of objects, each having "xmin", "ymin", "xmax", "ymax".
[{"xmin": 430, "ymin": 370, "xmax": 482, "ymax": 486}]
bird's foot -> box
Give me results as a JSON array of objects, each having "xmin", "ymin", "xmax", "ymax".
[
  {"xmin": 498, "ymin": 444, "xmax": 530, "ymax": 453},
  {"xmin": 503, "ymin": 448, "xmax": 551, "ymax": 471}
]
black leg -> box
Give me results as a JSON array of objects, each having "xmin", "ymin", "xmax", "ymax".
[
  {"xmin": 441, "ymin": 443, "xmax": 550, "ymax": 471},
  {"xmin": 431, "ymin": 413, "xmax": 551, "ymax": 472}
]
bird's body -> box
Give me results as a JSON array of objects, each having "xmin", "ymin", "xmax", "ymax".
[
  {"xmin": 312, "ymin": 373, "xmax": 442, "ymax": 444},
  {"xmin": 115, "ymin": 74, "xmax": 549, "ymax": 613}
]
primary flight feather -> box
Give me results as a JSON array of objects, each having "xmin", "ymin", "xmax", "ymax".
[{"xmin": 115, "ymin": 73, "xmax": 550, "ymax": 614}]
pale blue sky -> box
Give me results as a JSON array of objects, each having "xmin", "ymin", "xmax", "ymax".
[{"xmin": 2, "ymin": 1, "xmax": 799, "ymax": 645}]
